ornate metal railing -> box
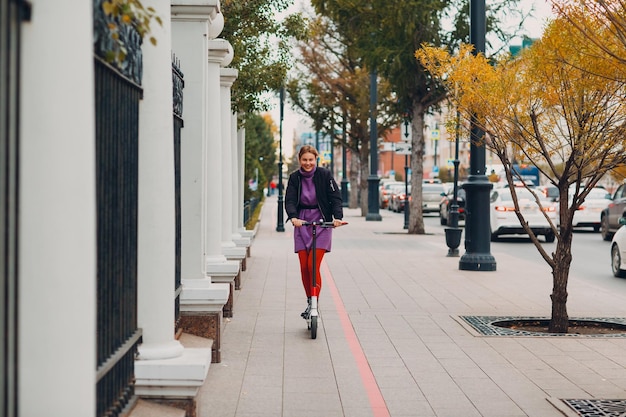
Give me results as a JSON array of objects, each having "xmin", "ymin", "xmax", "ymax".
[
  {"xmin": 93, "ymin": 0, "xmax": 143, "ymax": 85},
  {"xmin": 173, "ymin": 56, "xmax": 184, "ymax": 332}
]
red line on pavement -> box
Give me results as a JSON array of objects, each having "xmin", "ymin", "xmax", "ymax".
[{"xmin": 322, "ymin": 262, "xmax": 390, "ymax": 417}]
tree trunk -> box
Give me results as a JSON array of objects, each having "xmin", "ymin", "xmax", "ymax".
[
  {"xmin": 549, "ymin": 229, "xmax": 573, "ymax": 333},
  {"xmin": 408, "ymin": 104, "xmax": 426, "ymax": 234},
  {"xmin": 349, "ymin": 151, "xmax": 359, "ymax": 209},
  {"xmin": 359, "ymin": 154, "xmax": 369, "ymax": 216}
]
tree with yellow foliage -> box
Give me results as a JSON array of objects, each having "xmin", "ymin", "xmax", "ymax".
[
  {"xmin": 417, "ymin": 14, "xmax": 626, "ymax": 333},
  {"xmin": 552, "ymin": 0, "xmax": 626, "ymax": 184}
]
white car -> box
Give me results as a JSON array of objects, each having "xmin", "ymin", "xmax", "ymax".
[
  {"xmin": 570, "ymin": 187, "xmax": 611, "ymax": 232},
  {"xmin": 490, "ymin": 187, "xmax": 558, "ymax": 242},
  {"xmin": 610, "ymin": 217, "xmax": 626, "ymax": 277}
]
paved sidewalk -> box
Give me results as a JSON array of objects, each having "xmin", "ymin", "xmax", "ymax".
[{"xmin": 197, "ymin": 196, "xmax": 626, "ymax": 417}]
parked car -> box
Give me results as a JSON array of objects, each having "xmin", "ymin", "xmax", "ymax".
[
  {"xmin": 390, "ymin": 184, "xmax": 411, "ymax": 212},
  {"xmin": 537, "ymin": 184, "xmax": 559, "ymax": 202},
  {"xmin": 489, "ymin": 187, "xmax": 558, "ymax": 242},
  {"xmin": 601, "ymin": 183, "xmax": 626, "ymax": 241},
  {"xmin": 570, "ymin": 187, "xmax": 611, "ymax": 232},
  {"xmin": 422, "ymin": 183, "xmax": 446, "ymax": 213},
  {"xmin": 379, "ymin": 181, "xmax": 403, "ymax": 209},
  {"xmin": 389, "ymin": 183, "xmax": 445, "ymax": 213},
  {"xmin": 439, "ymin": 187, "xmax": 466, "ymax": 226},
  {"xmin": 386, "ymin": 183, "xmax": 406, "ymax": 211},
  {"xmin": 610, "ymin": 217, "xmax": 626, "ymax": 277}
]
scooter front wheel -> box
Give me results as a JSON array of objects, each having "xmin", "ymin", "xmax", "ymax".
[{"xmin": 310, "ymin": 316, "xmax": 317, "ymax": 339}]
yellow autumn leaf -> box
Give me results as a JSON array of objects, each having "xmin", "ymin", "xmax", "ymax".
[{"xmin": 102, "ymin": 1, "xmax": 114, "ymax": 16}]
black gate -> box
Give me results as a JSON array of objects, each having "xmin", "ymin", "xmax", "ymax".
[
  {"xmin": 0, "ymin": 2, "xmax": 29, "ymax": 417},
  {"xmin": 94, "ymin": 1, "xmax": 143, "ymax": 416}
]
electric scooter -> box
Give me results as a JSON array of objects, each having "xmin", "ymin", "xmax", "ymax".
[{"xmin": 300, "ymin": 220, "xmax": 346, "ymax": 339}]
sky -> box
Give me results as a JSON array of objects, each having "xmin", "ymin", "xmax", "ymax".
[{"xmin": 268, "ymin": 0, "xmax": 556, "ymax": 159}]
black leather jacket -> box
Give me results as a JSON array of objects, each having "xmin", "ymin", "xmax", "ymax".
[{"xmin": 285, "ymin": 167, "xmax": 343, "ymax": 222}]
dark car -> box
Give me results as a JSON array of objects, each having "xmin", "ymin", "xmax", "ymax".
[
  {"xmin": 439, "ymin": 187, "xmax": 466, "ymax": 225},
  {"xmin": 601, "ymin": 183, "xmax": 626, "ymax": 241}
]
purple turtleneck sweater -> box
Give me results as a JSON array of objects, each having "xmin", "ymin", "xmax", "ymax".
[{"xmin": 294, "ymin": 167, "xmax": 332, "ymax": 252}]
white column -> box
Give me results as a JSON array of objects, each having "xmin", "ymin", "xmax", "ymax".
[
  {"xmin": 220, "ymin": 67, "xmax": 237, "ymax": 247},
  {"xmin": 136, "ymin": 0, "xmax": 183, "ymax": 360},
  {"xmin": 205, "ymin": 39, "xmax": 240, "ymax": 276},
  {"xmin": 231, "ymin": 113, "xmax": 251, "ymax": 245},
  {"xmin": 171, "ymin": 3, "xmax": 230, "ymax": 303},
  {"xmin": 172, "ymin": 7, "xmax": 209, "ymax": 282},
  {"xmin": 220, "ymin": 67, "xmax": 248, "ymax": 257},
  {"xmin": 19, "ymin": 1, "xmax": 96, "ymax": 415}
]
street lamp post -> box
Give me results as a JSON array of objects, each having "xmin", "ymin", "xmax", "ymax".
[
  {"xmin": 444, "ymin": 112, "xmax": 462, "ymax": 256},
  {"xmin": 403, "ymin": 118, "xmax": 410, "ymax": 230},
  {"xmin": 276, "ymin": 86, "xmax": 285, "ymax": 232},
  {"xmin": 432, "ymin": 126, "xmax": 439, "ymax": 175},
  {"xmin": 366, "ymin": 69, "xmax": 382, "ymax": 221},
  {"xmin": 459, "ymin": 0, "xmax": 496, "ymax": 270}
]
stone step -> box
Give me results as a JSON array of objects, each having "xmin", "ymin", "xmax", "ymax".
[{"xmin": 178, "ymin": 332, "xmax": 213, "ymax": 348}]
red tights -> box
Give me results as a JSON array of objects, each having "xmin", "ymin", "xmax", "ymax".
[{"xmin": 297, "ymin": 249, "xmax": 326, "ymax": 297}]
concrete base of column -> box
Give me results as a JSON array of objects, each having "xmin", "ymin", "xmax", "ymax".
[
  {"xmin": 232, "ymin": 233, "xmax": 251, "ymax": 257},
  {"xmin": 232, "ymin": 233, "xmax": 250, "ymax": 247},
  {"xmin": 178, "ymin": 312, "xmax": 222, "ymax": 363},
  {"xmin": 180, "ymin": 281, "xmax": 228, "ymax": 363},
  {"xmin": 205, "ymin": 258, "xmax": 239, "ymax": 277},
  {"xmin": 134, "ymin": 346, "xmax": 212, "ymax": 417},
  {"xmin": 222, "ymin": 243, "xmax": 246, "ymax": 257},
  {"xmin": 205, "ymin": 259, "xmax": 239, "ymax": 313},
  {"xmin": 181, "ymin": 279, "xmax": 230, "ymax": 308},
  {"xmin": 239, "ymin": 227, "xmax": 256, "ymax": 240},
  {"xmin": 222, "ymin": 244, "xmax": 246, "ymax": 272},
  {"xmin": 182, "ymin": 276, "xmax": 231, "ymax": 313},
  {"xmin": 205, "ymin": 279, "xmax": 234, "ymax": 317},
  {"xmin": 137, "ymin": 340, "xmax": 185, "ymax": 361}
]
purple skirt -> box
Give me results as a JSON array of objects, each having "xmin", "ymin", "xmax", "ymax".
[{"xmin": 294, "ymin": 208, "xmax": 332, "ymax": 253}]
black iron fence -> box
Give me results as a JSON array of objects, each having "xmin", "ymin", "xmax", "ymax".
[
  {"xmin": 173, "ymin": 57, "xmax": 184, "ymax": 332},
  {"xmin": 244, "ymin": 198, "xmax": 260, "ymax": 228},
  {"xmin": 0, "ymin": 1, "xmax": 28, "ymax": 416},
  {"xmin": 94, "ymin": 56, "xmax": 143, "ymax": 417},
  {"xmin": 94, "ymin": 1, "xmax": 143, "ymax": 415}
]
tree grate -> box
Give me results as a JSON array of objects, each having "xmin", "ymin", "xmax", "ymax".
[
  {"xmin": 459, "ymin": 316, "xmax": 626, "ymax": 338},
  {"xmin": 562, "ymin": 399, "xmax": 626, "ymax": 416}
]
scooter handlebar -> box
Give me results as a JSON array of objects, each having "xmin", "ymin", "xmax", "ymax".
[{"xmin": 300, "ymin": 220, "xmax": 348, "ymax": 228}]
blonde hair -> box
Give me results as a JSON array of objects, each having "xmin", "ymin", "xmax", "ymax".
[{"xmin": 298, "ymin": 145, "xmax": 319, "ymax": 160}]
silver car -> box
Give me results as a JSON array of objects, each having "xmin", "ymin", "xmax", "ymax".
[{"xmin": 422, "ymin": 183, "xmax": 445, "ymax": 213}]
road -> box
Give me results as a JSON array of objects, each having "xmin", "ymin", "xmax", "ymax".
[{"xmin": 384, "ymin": 209, "xmax": 626, "ymax": 294}]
